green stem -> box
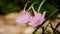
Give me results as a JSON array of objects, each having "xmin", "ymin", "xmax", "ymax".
[
  {"xmin": 28, "ymin": 2, "xmax": 37, "ymax": 11},
  {"xmin": 31, "ymin": 6, "xmax": 35, "ymax": 11},
  {"xmin": 37, "ymin": 0, "xmax": 46, "ymax": 13},
  {"xmin": 24, "ymin": 1, "xmax": 31, "ymax": 9}
]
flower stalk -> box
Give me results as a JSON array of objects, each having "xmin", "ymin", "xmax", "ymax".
[{"xmin": 37, "ymin": 0, "xmax": 46, "ymax": 13}]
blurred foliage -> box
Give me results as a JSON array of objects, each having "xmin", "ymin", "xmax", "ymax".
[{"xmin": 0, "ymin": 0, "xmax": 60, "ymax": 18}]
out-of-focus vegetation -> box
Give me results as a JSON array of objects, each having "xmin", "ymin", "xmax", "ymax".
[{"xmin": 0, "ymin": 0, "xmax": 60, "ymax": 16}]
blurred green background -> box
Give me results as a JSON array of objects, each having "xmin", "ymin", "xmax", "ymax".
[{"xmin": 0, "ymin": 0, "xmax": 60, "ymax": 19}]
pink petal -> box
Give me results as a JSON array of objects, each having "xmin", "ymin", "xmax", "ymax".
[
  {"xmin": 29, "ymin": 11, "xmax": 46, "ymax": 27},
  {"xmin": 22, "ymin": 8, "xmax": 26, "ymax": 15},
  {"xmin": 16, "ymin": 8, "xmax": 31, "ymax": 24},
  {"xmin": 33, "ymin": 10, "xmax": 38, "ymax": 16},
  {"xmin": 29, "ymin": 16, "xmax": 44, "ymax": 27},
  {"xmin": 16, "ymin": 15, "xmax": 30, "ymax": 24},
  {"xmin": 43, "ymin": 11, "xmax": 46, "ymax": 18}
]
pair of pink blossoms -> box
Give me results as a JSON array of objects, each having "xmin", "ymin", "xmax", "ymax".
[{"xmin": 16, "ymin": 8, "xmax": 46, "ymax": 27}]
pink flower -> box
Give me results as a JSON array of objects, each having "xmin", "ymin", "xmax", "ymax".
[
  {"xmin": 16, "ymin": 8, "xmax": 31, "ymax": 24},
  {"xmin": 16, "ymin": 8, "xmax": 46, "ymax": 27},
  {"xmin": 29, "ymin": 10, "xmax": 46, "ymax": 27}
]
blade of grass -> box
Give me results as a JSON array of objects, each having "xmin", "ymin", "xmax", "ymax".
[
  {"xmin": 55, "ymin": 22, "xmax": 60, "ymax": 29},
  {"xmin": 44, "ymin": 21, "xmax": 50, "ymax": 30},
  {"xmin": 27, "ymin": 2, "xmax": 37, "ymax": 11},
  {"xmin": 50, "ymin": 20, "xmax": 57, "ymax": 34},
  {"xmin": 32, "ymin": 9, "xmax": 59, "ymax": 34},
  {"xmin": 49, "ymin": 9, "xmax": 58, "ymax": 18},
  {"xmin": 50, "ymin": 20, "xmax": 60, "ymax": 34},
  {"xmin": 37, "ymin": 0, "xmax": 46, "ymax": 13},
  {"xmin": 24, "ymin": 1, "xmax": 31, "ymax": 9},
  {"xmin": 42, "ymin": 27, "xmax": 44, "ymax": 34},
  {"xmin": 32, "ymin": 19, "xmax": 48, "ymax": 34}
]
